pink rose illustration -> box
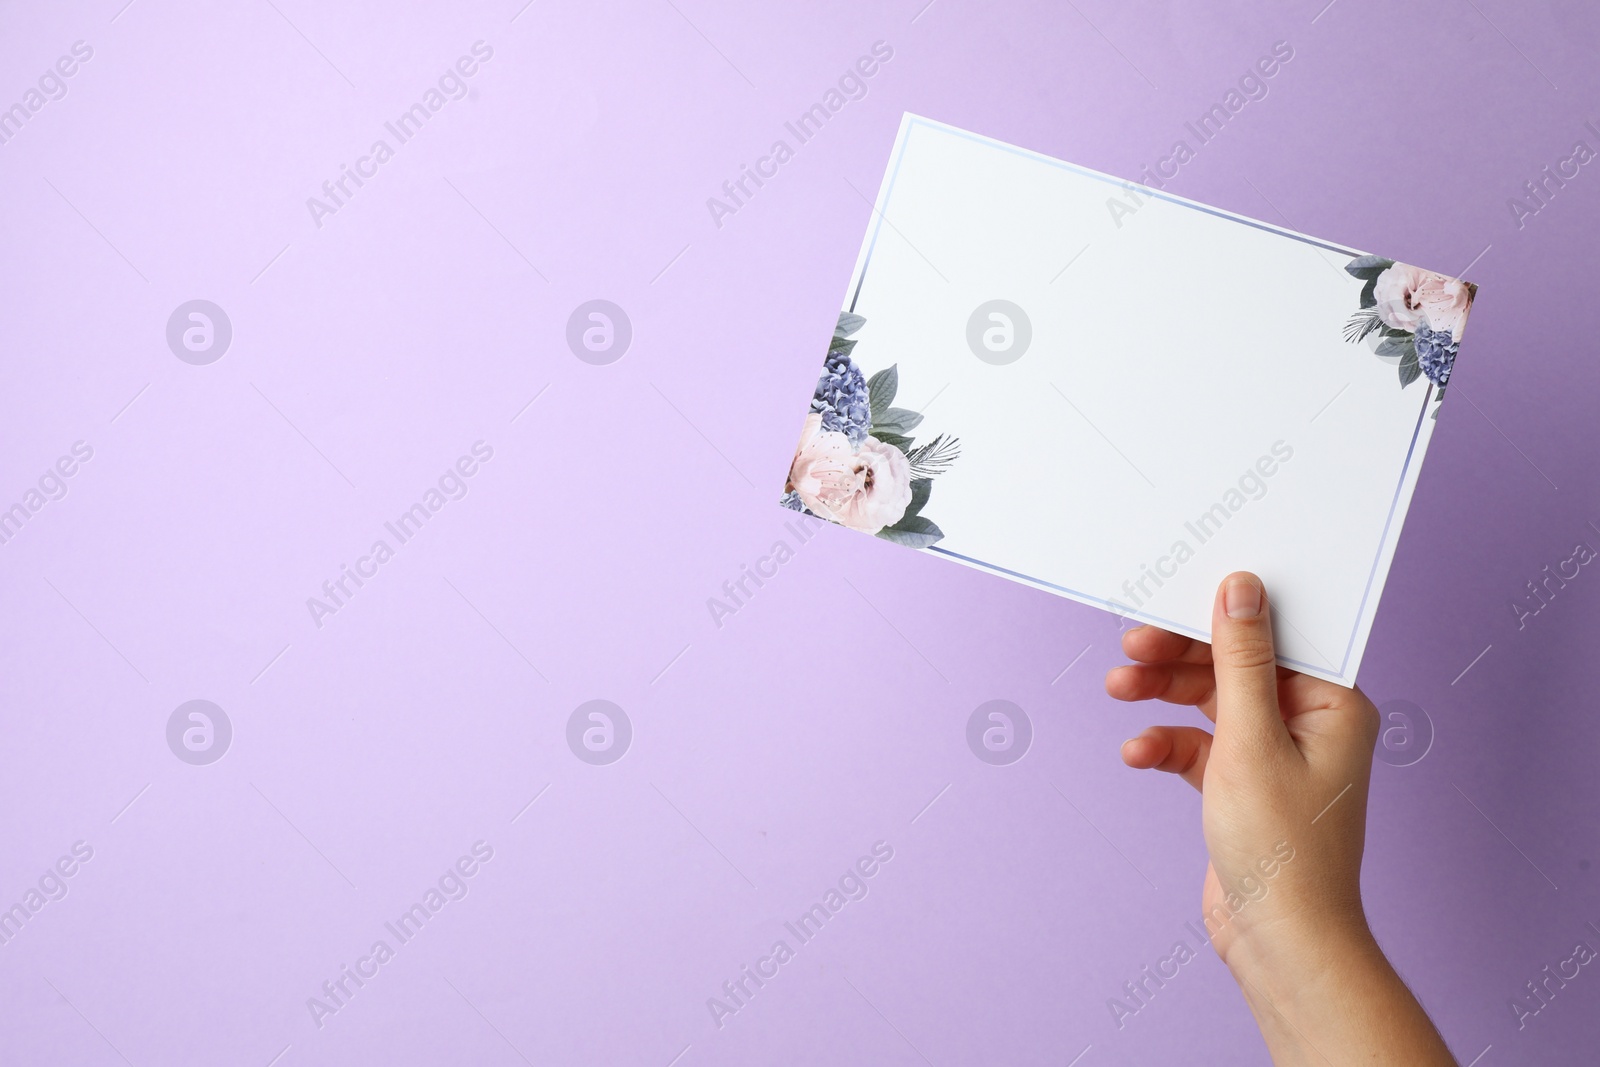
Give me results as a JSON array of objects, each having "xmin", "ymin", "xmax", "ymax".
[
  {"xmin": 1414, "ymin": 274, "xmax": 1472, "ymax": 341},
  {"xmin": 787, "ymin": 413, "xmax": 913, "ymax": 534},
  {"xmin": 1372, "ymin": 263, "xmax": 1429, "ymax": 333},
  {"xmin": 1373, "ymin": 264, "xmax": 1473, "ymax": 340}
]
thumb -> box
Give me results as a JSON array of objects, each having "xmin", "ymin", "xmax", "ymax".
[{"xmin": 1210, "ymin": 572, "xmax": 1289, "ymax": 753}]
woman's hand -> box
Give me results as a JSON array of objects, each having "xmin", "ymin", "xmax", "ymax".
[{"xmin": 1106, "ymin": 572, "xmax": 1456, "ymax": 1066}]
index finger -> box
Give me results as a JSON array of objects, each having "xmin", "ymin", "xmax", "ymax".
[{"xmin": 1120, "ymin": 625, "xmax": 1214, "ymax": 665}]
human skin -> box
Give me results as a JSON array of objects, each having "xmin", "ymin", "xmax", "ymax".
[{"xmin": 1105, "ymin": 571, "xmax": 1457, "ymax": 1066}]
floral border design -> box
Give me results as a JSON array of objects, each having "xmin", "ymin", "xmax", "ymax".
[
  {"xmin": 1343, "ymin": 256, "xmax": 1476, "ymax": 414},
  {"xmin": 780, "ymin": 312, "xmax": 960, "ymax": 548}
]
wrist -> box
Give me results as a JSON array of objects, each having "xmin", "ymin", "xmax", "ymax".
[
  {"xmin": 1223, "ymin": 907, "xmax": 1380, "ymax": 1001},
  {"xmin": 1225, "ymin": 915, "xmax": 1457, "ymax": 1066}
]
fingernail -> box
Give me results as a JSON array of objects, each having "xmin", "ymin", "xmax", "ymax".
[{"xmin": 1224, "ymin": 578, "xmax": 1262, "ymax": 619}]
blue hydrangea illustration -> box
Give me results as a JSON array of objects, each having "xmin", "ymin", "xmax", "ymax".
[
  {"xmin": 1414, "ymin": 326, "xmax": 1458, "ymax": 388},
  {"xmin": 778, "ymin": 490, "xmax": 806, "ymax": 512},
  {"xmin": 811, "ymin": 347, "xmax": 872, "ymax": 448}
]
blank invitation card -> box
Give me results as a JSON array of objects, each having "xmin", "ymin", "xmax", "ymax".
[{"xmin": 779, "ymin": 114, "xmax": 1477, "ymax": 686}]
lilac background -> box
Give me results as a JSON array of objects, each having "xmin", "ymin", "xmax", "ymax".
[{"xmin": 1, "ymin": 0, "xmax": 1597, "ymax": 1063}]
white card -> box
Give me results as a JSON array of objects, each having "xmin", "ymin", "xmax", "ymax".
[{"xmin": 780, "ymin": 114, "xmax": 1478, "ymax": 686}]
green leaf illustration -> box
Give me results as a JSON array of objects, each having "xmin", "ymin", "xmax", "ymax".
[
  {"xmin": 835, "ymin": 312, "xmax": 866, "ymax": 338},
  {"xmin": 873, "ymin": 406, "xmax": 924, "ymax": 435},
  {"xmin": 1344, "ymin": 255, "xmax": 1395, "ymax": 280},
  {"xmin": 874, "ymin": 432, "xmax": 915, "ymax": 453},
  {"xmin": 867, "ymin": 365, "xmax": 899, "ymax": 420},
  {"xmin": 1376, "ymin": 335, "xmax": 1415, "ymax": 361},
  {"xmin": 877, "ymin": 513, "xmax": 943, "ymax": 549},
  {"xmin": 1397, "ymin": 350, "xmax": 1422, "ymax": 387},
  {"xmin": 906, "ymin": 478, "xmax": 932, "ymax": 518},
  {"xmin": 1359, "ymin": 276, "xmax": 1378, "ymax": 309}
]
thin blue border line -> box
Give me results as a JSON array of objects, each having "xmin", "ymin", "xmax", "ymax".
[
  {"xmin": 1337, "ymin": 382, "xmax": 1434, "ymax": 673},
  {"xmin": 907, "ymin": 117, "xmax": 1363, "ymax": 258},
  {"xmin": 848, "ymin": 120, "xmax": 918, "ymax": 314},
  {"xmin": 848, "ymin": 115, "xmax": 1432, "ymax": 682},
  {"xmin": 926, "ymin": 545, "xmax": 1330, "ymax": 675}
]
